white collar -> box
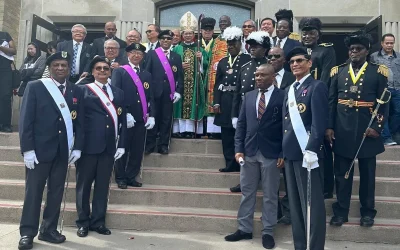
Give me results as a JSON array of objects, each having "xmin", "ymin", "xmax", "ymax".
[
  {"xmin": 259, "ymin": 84, "xmax": 275, "ymax": 93},
  {"xmin": 295, "ymin": 73, "xmax": 311, "ymax": 89},
  {"xmin": 52, "ymin": 77, "xmax": 66, "ymax": 87},
  {"xmin": 129, "ymin": 61, "xmax": 140, "ymax": 69},
  {"xmin": 149, "ymin": 41, "xmax": 158, "ymax": 46},
  {"xmin": 73, "ymin": 40, "xmax": 82, "ymax": 46},
  {"xmin": 277, "ymin": 68, "xmax": 285, "ymax": 77},
  {"xmin": 277, "ymin": 36, "xmax": 288, "ymax": 43},
  {"xmin": 95, "ymin": 80, "xmax": 109, "ymax": 88}
]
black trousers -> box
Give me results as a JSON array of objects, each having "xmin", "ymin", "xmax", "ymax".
[
  {"xmin": 146, "ymin": 90, "xmax": 173, "ymax": 150},
  {"xmin": 75, "ymin": 151, "xmax": 114, "ymax": 228},
  {"xmin": 278, "ymin": 168, "xmax": 291, "ymax": 219},
  {"xmin": 19, "ymin": 154, "xmax": 68, "ymax": 237},
  {"xmin": 0, "ymin": 70, "xmax": 12, "ymax": 126},
  {"xmin": 221, "ymin": 127, "xmax": 239, "ymax": 171},
  {"xmin": 285, "ymin": 160, "xmax": 326, "ymax": 250},
  {"xmin": 332, "ymin": 154, "xmax": 377, "ymax": 219},
  {"xmin": 115, "ymin": 123, "xmax": 146, "ymax": 183},
  {"xmin": 323, "ymin": 141, "xmax": 334, "ymax": 194}
]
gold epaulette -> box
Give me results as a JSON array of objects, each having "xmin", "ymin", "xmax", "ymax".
[
  {"xmin": 289, "ymin": 32, "xmax": 301, "ymax": 42},
  {"xmin": 330, "ymin": 66, "xmax": 339, "ymax": 77},
  {"xmin": 319, "ymin": 43, "xmax": 334, "ymax": 47},
  {"xmin": 378, "ymin": 64, "xmax": 389, "ymax": 77}
]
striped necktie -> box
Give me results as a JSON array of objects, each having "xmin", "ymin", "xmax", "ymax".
[
  {"xmin": 257, "ymin": 89, "xmax": 267, "ymax": 120},
  {"xmin": 71, "ymin": 43, "xmax": 79, "ymax": 75}
]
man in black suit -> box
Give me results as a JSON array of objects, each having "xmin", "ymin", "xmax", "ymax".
[
  {"xmin": 91, "ymin": 22, "xmax": 127, "ymax": 57},
  {"xmin": 225, "ymin": 64, "xmax": 284, "ymax": 249},
  {"xmin": 144, "ymin": 24, "xmax": 161, "ymax": 52},
  {"xmin": 275, "ymin": 19, "xmax": 302, "ymax": 71},
  {"xmin": 18, "ymin": 52, "xmax": 84, "ymax": 249},
  {"xmin": 144, "ymin": 30, "xmax": 184, "ymax": 154},
  {"xmin": 267, "ymin": 46, "xmax": 295, "ymax": 225},
  {"xmin": 282, "ymin": 47, "xmax": 328, "ymax": 250},
  {"xmin": 75, "ymin": 56, "xmax": 126, "ymax": 238},
  {"xmin": 104, "ymin": 40, "xmax": 128, "ymax": 70},
  {"xmin": 57, "ymin": 24, "xmax": 92, "ymax": 83},
  {"xmin": 112, "ymin": 43, "xmax": 155, "ymax": 189}
]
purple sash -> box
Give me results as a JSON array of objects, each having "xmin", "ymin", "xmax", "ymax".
[
  {"xmin": 121, "ymin": 65, "xmax": 148, "ymax": 122},
  {"xmin": 155, "ymin": 48, "xmax": 176, "ymax": 100}
]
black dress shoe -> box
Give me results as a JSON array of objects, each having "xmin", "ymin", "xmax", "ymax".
[
  {"xmin": 329, "ymin": 216, "xmax": 348, "ymax": 226},
  {"xmin": 117, "ymin": 182, "xmax": 127, "ymax": 189},
  {"xmin": 324, "ymin": 192, "xmax": 333, "ymax": 199},
  {"xmin": 128, "ymin": 180, "xmax": 142, "ymax": 187},
  {"xmin": 158, "ymin": 146, "xmax": 169, "ymax": 155},
  {"xmin": 38, "ymin": 230, "xmax": 66, "ymax": 244},
  {"xmin": 360, "ymin": 216, "xmax": 374, "ymax": 227},
  {"xmin": 77, "ymin": 227, "xmax": 89, "ymax": 237},
  {"xmin": 145, "ymin": 148, "xmax": 154, "ymax": 155},
  {"xmin": 219, "ymin": 167, "xmax": 236, "ymax": 172},
  {"xmin": 225, "ymin": 230, "xmax": 252, "ymax": 242},
  {"xmin": 18, "ymin": 236, "xmax": 33, "ymax": 250},
  {"xmin": 277, "ymin": 216, "xmax": 292, "ymax": 225},
  {"xmin": 90, "ymin": 225, "xmax": 111, "ymax": 235},
  {"xmin": 230, "ymin": 184, "xmax": 241, "ymax": 193},
  {"xmin": 262, "ymin": 234, "xmax": 275, "ymax": 249},
  {"xmin": 0, "ymin": 125, "xmax": 12, "ymax": 133}
]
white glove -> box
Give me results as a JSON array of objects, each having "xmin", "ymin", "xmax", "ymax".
[
  {"xmin": 173, "ymin": 92, "xmax": 181, "ymax": 103},
  {"xmin": 145, "ymin": 117, "xmax": 155, "ymax": 130},
  {"xmin": 114, "ymin": 148, "xmax": 125, "ymax": 160},
  {"xmin": 232, "ymin": 117, "xmax": 238, "ymax": 129},
  {"xmin": 302, "ymin": 150, "xmax": 319, "ymax": 170},
  {"xmin": 23, "ymin": 150, "xmax": 39, "ymax": 170},
  {"xmin": 68, "ymin": 150, "xmax": 81, "ymax": 165},
  {"xmin": 127, "ymin": 113, "xmax": 136, "ymax": 128}
]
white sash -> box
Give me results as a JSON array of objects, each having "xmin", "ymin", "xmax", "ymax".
[
  {"xmin": 288, "ymin": 83, "xmax": 309, "ymax": 152},
  {"xmin": 41, "ymin": 78, "xmax": 73, "ymax": 152},
  {"xmin": 87, "ymin": 83, "xmax": 118, "ymax": 138}
]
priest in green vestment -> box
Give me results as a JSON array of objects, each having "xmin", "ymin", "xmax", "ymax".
[{"xmin": 172, "ymin": 11, "xmax": 209, "ymax": 138}]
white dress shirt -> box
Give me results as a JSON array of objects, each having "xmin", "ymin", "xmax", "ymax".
[
  {"xmin": 294, "ymin": 73, "xmax": 311, "ymax": 90},
  {"xmin": 162, "ymin": 48, "xmax": 171, "ymax": 59},
  {"xmin": 52, "ymin": 78, "xmax": 67, "ymax": 95},
  {"xmin": 95, "ymin": 80, "xmax": 114, "ymax": 101},
  {"xmin": 275, "ymin": 68, "xmax": 285, "ymax": 88},
  {"xmin": 275, "ymin": 36, "xmax": 288, "ymax": 49},
  {"xmin": 256, "ymin": 85, "xmax": 275, "ymax": 115},
  {"xmin": 146, "ymin": 41, "xmax": 159, "ymax": 52},
  {"xmin": 129, "ymin": 62, "xmax": 140, "ymax": 73},
  {"xmin": 72, "ymin": 40, "xmax": 83, "ymax": 75}
]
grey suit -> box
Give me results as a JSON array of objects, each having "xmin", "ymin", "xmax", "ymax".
[{"xmin": 235, "ymin": 87, "xmax": 285, "ymax": 236}]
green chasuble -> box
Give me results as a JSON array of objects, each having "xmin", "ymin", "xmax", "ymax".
[{"xmin": 172, "ymin": 43, "xmax": 209, "ymax": 120}]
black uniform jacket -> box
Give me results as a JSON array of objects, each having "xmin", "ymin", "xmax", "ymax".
[
  {"xmin": 213, "ymin": 53, "xmax": 251, "ymax": 127},
  {"xmin": 19, "ymin": 80, "xmax": 84, "ymax": 163},
  {"xmin": 79, "ymin": 84, "xmax": 127, "ymax": 155},
  {"xmin": 308, "ymin": 43, "xmax": 336, "ymax": 86},
  {"xmin": 235, "ymin": 87, "xmax": 285, "ymax": 159},
  {"xmin": 92, "ymin": 36, "xmax": 127, "ymax": 57},
  {"xmin": 57, "ymin": 40, "xmax": 92, "ymax": 75},
  {"xmin": 231, "ymin": 57, "xmax": 268, "ymax": 118},
  {"xmin": 282, "ymin": 75, "xmax": 328, "ymax": 161},
  {"xmin": 279, "ymin": 70, "xmax": 296, "ymax": 90},
  {"xmin": 328, "ymin": 62, "xmax": 389, "ymax": 159},
  {"xmin": 111, "ymin": 66, "xmax": 155, "ymax": 122},
  {"xmin": 143, "ymin": 50, "xmax": 184, "ymax": 99}
]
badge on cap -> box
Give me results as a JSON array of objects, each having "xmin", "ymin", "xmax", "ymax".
[
  {"xmin": 71, "ymin": 110, "xmax": 77, "ymax": 120},
  {"xmin": 172, "ymin": 66, "xmax": 177, "ymax": 72},
  {"xmin": 118, "ymin": 107, "xmax": 122, "ymax": 115},
  {"xmin": 144, "ymin": 82, "xmax": 149, "ymax": 89},
  {"xmin": 298, "ymin": 103, "xmax": 306, "ymax": 113},
  {"xmin": 135, "ymin": 44, "xmax": 140, "ymax": 49},
  {"xmin": 61, "ymin": 51, "xmax": 67, "ymax": 58}
]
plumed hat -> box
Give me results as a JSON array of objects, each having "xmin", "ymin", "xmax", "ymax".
[
  {"xmin": 344, "ymin": 30, "xmax": 373, "ymax": 50},
  {"xmin": 299, "ymin": 17, "xmax": 322, "ymax": 32},
  {"xmin": 275, "ymin": 9, "xmax": 294, "ymax": 22},
  {"xmin": 222, "ymin": 26, "xmax": 243, "ymax": 41},
  {"xmin": 245, "ymin": 31, "xmax": 271, "ymax": 50}
]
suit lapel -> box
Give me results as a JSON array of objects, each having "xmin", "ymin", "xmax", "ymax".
[
  {"xmin": 80, "ymin": 43, "xmax": 87, "ymax": 60},
  {"xmin": 296, "ymin": 76, "xmax": 312, "ymax": 99},
  {"xmin": 40, "ymin": 81, "xmax": 63, "ymax": 116},
  {"xmin": 67, "ymin": 41, "xmax": 74, "ymax": 58},
  {"xmin": 249, "ymin": 90, "xmax": 258, "ymax": 121},
  {"xmin": 64, "ymin": 82, "xmax": 74, "ymax": 108},
  {"xmin": 261, "ymin": 87, "xmax": 278, "ymax": 122}
]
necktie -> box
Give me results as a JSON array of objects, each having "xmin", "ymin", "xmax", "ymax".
[
  {"xmin": 258, "ymin": 90, "xmax": 267, "ymax": 120},
  {"xmin": 294, "ymin": 81, "xmax": 300, "ymax": 90},
  {"xmin": 276, "ymin": 39, "xmax": 281, "ymax": 48},
  {"xmin": 58, "ymin": 85, "xmax": 65, "ymax": 94},
  {"xmin": 150, "ymin": 43, "xmax": 154, "ymax": 50},
  {"xmin": 102, "ymin": 85, "xmax": 109, "ymax": 97},
  {"xmin": 134, "ymin": 67, "xmax": 140, "ymax": 73},
  {"xmin": 164, "ymin": 50, "xmax": 169, "ymax": 58},
  {"xmin": 71, "ymin": 43, "xmax": 79, "ymax": 75}
]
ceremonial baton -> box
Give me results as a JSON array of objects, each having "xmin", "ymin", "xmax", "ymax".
[
  {"xmin": 306, "ymin": 162, "xmax": 311, "ymax": 250},
  {"xmin": 194, "ymin": 14, "xmax": 205, "ymax": 138},
  {"xmin": 107, "ymin": 124, "xmax": 122, "ymax": 207},
  {"xmin": 59, "ymin": 138, "xmax": 75, "ymax": 234},
  {"xmin": 344, "ymin": 88, "xmax": 391, "ymax": 179}
]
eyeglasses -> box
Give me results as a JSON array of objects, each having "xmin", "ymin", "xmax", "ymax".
[
  {"xmin": 128, "ymin": 51, "xmax": 144, "ymax": 56},
  {"xmin": 127, "ymin": 35, "xmax": 140, "ymax": 39},
  {"xmin": 242, "ymin": 25, "xmax": 254, "ymax": 29},
  {"xmin": 160, "ymin": 36, "xmax": 173, "ymax": 40},
  {"xmin": 267, "ymin": 54, "xmax": 282, "ymax": 59},
  {"xmin": 95, "ymin": 66, "xmax": 110, "ymax": 71},
  {"xmin": 72, "ymin": 30, "xmax": 86, "ymax": 34},
  {"xmin": 105, "ymin": 47, "xmax": 118, "ymax": 50},
  {"xmin": 289, "ymin": 58, "xmax": 309, "ymax": 65},
  {"xmin": 146, "ymin": 30, "xmax": 154, "ymax": 34},
  {"xmin": 349, "ymin": 46, "xmax": 366, "ymax": 52}
]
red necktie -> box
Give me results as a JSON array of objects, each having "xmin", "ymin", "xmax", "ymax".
[{"xmin": 258, "ymin": 90, "xmax": 267, "ymax": 120}]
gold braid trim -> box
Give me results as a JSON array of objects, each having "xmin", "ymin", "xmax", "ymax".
[
  {"xmin": 289, "ymin": 32, "xmax": 301, "ymax": 42},
  {"xmin": 378, "ymin": 64, "xmax": 389, "ymax": 78},
  {"xmin": 330, "ymin": 66, "xmax": 339, "ymax": 77}
]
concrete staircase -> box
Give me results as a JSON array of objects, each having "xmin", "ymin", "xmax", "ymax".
[{"xmin": 0, "ymin": 132, "xmax": 400, "ymax": 244}]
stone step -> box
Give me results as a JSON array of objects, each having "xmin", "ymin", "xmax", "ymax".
[
  {"xmin": 0, "ymin": 199, "xmax": 399, "ymax": 244},
  {"xmin": 1, "ymin": 179, "xmax": 400, "ymax": 219}
]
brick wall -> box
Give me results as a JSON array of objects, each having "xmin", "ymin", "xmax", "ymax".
[{"xmin": 0, "ymin": 0, "xmax": 21, "ymax": 48}]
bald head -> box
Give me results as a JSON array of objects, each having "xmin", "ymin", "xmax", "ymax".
[
  {"xmin": 126, "ymin": 29, "xmax": 142, "ymax": 45},
  {"xmin": 104, "ymin": 22, "xmax": 117, "ymax": 38},
  {"xmin": 268, "ymin": 47, "xmax": 286, "ymax": 72},
  {"xmin": 219, "ymin": 15, "xmax": 231, "ymax": 32},
  {"xmin": 255, "ymin": 63, "xmax": 276, "ymax": 90}
]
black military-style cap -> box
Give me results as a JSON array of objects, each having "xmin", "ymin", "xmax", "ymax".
[
  {"xmin": 275, "ymin": 9, "xmax": 294, "ymax": 22},
  {"xmin": 46, "ymin": 51, "xmax": 70, "ymax": 66},
  {"xmin": 201, "ymin": 17, "xmax": 216, "ymax": 30},
  {"xmin": 158, "ymin": 30, "xmax": 174, "ymax": 39},
  {"xmin": 125, "ymin": 43, "xmax": 146, "ymax": 53},
  {"xmin": 89, "ymin": 55, "xmax": 111, "ymax": 72},
  {"xmin": 344, "ymin": 30, "xmax": 373, "ymax": 50},
  {"xmin": 299, "ymin": 17, "xmax": 322, "ymax": 32},
  {"xmin": 285, "ymin": 46, "xmax": 309, "ymax": 61}
]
